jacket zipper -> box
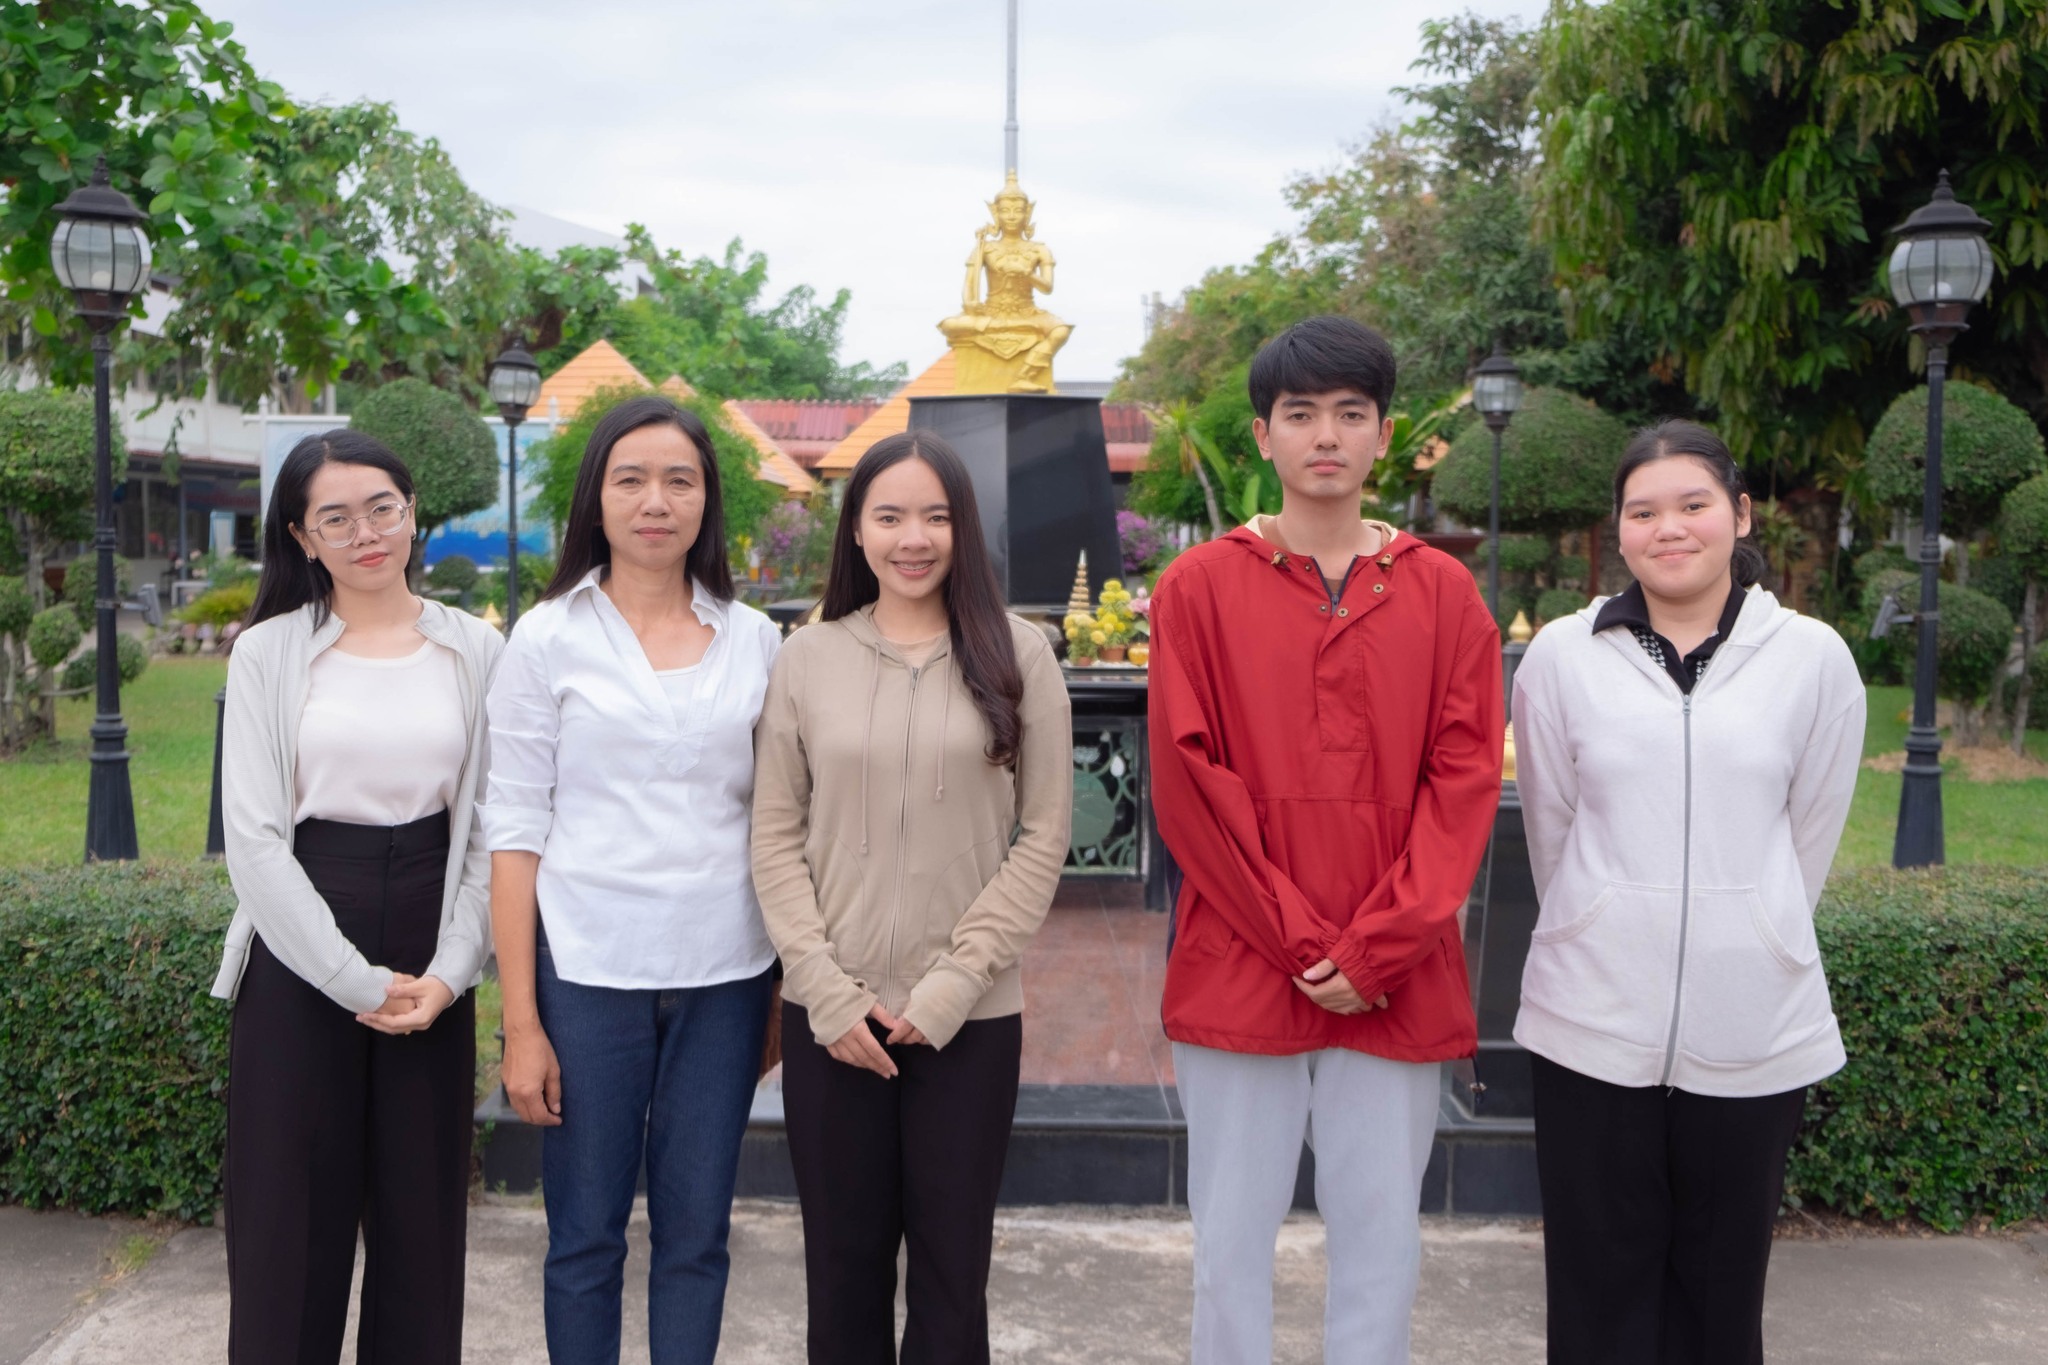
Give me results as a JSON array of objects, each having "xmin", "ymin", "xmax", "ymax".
[
  {"xmin": 1659, "ymin": 691, "xmax": 1694, "ymax": 1086},
  {"xmin": 889, "ymin": 665, "xmax": 920, "ymax": 991}
]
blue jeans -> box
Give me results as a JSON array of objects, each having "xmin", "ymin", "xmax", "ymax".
[{"xmin": 535, "ymin": 936, "xmax": 771, "ymax": 1365}]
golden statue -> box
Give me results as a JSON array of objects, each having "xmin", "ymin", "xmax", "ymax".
[{"xmin": 939, "ymin": 171, "xmax": 1072, "ymax": 394}]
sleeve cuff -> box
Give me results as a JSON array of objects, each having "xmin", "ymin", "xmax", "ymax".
[
  {"xmin": 901, "ymin": 953, "xmax": 992, "ymax": 1051},
  {"xmin": 1328, "ymin": 935, "xmax": 1384, "ymax": 1006},
  {"xmin": 479, "ymin": 801, "xmax": 552, "ymax": 854},
  {"xmin": 785, "ymin": 949, "xmax": 876, "ymax": 1048},
  {"xmin": 322, "ymin": 960, "xmax": 395, "ymax": 1015}
]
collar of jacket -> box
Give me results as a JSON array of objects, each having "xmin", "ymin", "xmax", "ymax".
[
  {"xmin": 1224, "ymin": 518, "xmax": 1423, "ymax": 632},
  {"xmin": 298, "ymin": 596, "xmax": 476, "ymax": 658},
  {"xmin": 1577, "ymin": 585, "xmax": 1794, "ymax": 697},
  {"xmin": 836, "ymin": 602, "xmax": 956, "ymax": 669}
]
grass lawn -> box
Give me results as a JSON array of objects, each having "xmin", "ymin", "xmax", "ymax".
[
  {"xmin": 1834, "ymin": 685, "xmax": 2048, "ymax": 870},
  {"xmin": 1, "ymin": 655, "xmax": 228, "ymax": 865}
]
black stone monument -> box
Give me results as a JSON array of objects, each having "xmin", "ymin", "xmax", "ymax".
[{"xmin": 905, "ymin": 393, "xmax": 1123, "ymax": 608}]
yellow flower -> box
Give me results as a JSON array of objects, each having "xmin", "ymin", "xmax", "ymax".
[{"xmin": 1090, "ymin": 629, "xmax": 1107, "ymax": 645}]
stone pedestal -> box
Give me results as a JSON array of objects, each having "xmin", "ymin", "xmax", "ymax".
[{"xmin": 906, "ymin": 394, "xmax": 1122, "ymax": 608}]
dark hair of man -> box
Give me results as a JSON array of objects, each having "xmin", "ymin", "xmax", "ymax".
[
  {"xmin": 540, "ymin": 395, "xmax": 735, "ymax": 603},
  {"xmin": 821, "ymin": 431, "xmax": 1024, "ymax": 766},
  {"xmin": 1613, "ymin": 419, "xmax": 1768, "ymax": 589},
  {"xmin": 247, "ymin": 429, "xmax": 417, "ymax": 629},
  {"xmin": 1246, "ymin": 315, "xmax": 1398, "ymax": 422}
]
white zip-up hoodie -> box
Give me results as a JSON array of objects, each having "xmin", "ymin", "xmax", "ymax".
[{"xmin": 1511, "ymin": 586, "xmax": 1866, "ymax": 1098}]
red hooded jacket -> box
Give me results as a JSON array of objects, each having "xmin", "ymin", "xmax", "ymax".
[{"xmin": 1148, "ymin": 522, "xmax": 1503, "ymax": 1060}]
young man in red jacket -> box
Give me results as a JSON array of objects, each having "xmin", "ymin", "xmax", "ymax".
[{"xmin": 1148, "ymin": 316, "xmax": 1504, "ymax": 1365}]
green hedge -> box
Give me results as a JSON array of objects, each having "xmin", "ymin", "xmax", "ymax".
[
  {"xmin": 2, "ymin": 863, "xmax": 2041, "ymax": 1228},
  {"xmin": 0, "ymin": 864, "xmax": 234, "ymax": 1221},
  {"xmin": 1789, "ymin": 866, "xmax": 2047, "ymax": 1229}
]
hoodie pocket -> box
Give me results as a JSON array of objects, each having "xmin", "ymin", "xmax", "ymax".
[
  {"xmin": 1522, "ymin": 882, "xmax": 1677, "ymax": 1052},
  {"xmin": 1680, "ymin": 886, "xmax": 1829, "ymax": 1065}
]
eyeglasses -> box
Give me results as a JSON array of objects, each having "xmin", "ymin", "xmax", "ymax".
[{"xmin": 309, "ymin": 498, "xmax": 412, "ymax": 548}]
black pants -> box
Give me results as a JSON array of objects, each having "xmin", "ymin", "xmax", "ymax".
[
  {"xmin": 225, "ymin": 812, "xmax": 475, "ymax": 1365},
  {"xmin": 1531, "ymin": 1052, "xmax": 1807, "ymax": 1365},
  {"xmin": 781, "ymin": 1002, "xmax": 1022, "ymax": 1365}
]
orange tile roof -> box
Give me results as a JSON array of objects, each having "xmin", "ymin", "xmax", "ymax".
[
  {"xmin": 528, "ymin": 343, "xmax": 809, "ymax": 496},
  {"xmin": 532, "ymin": 339, "xmax": 651, "ymax": 421},
  {"xmin": 817, "ymin": 352, "xmax": 957, "ymax": 474},
  {"xmin": 719, "ymin": 398, "xmax": 817, "ymax": 498}
]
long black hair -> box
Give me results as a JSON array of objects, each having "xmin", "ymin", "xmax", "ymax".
[
  {"xmin": 540, "ymin": 395, "xmax": 735, "ymax": 603},
  {"xmin": 247, "ymin": 429, "xmax": 417, "ymax": 628},
  {"xmin": 822, "ymin": 431, "xmax": 1023, "ymax": 766},
  {"xmin": 1613, "ymin": 419, "xmax": 1768, "ymax": 589}
]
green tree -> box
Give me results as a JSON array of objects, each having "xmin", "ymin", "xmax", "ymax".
[
  {"xmin": 606, "ymin": 232, "xmax": 906, "ymax": 400},
  {"xmin": 1867, "ymin": 569, "xmax": 2015, "ymax": 745},
  {"xmin": 347, "ymin": 379, "xmax": 498, "ymax": 545},
  {"xmin": 1865, "ymin": 382, "xmax": 2048, "ymax": 580},
  {"xmin": 1532, "ymin": 0, "xmax": 2048, "ymax": 474},
  {"xmin": 2000, "ymin": 472, "xmax": 2048, "ymax": 748},
  {"xmin": 530, "ymin": 384, "xmax": 776, "ymax": 559},
  {"xmin": 0, "ymin": 1, "xmax": 445, "ymax": 396},
  {"xmin": 1431, "ymin": 388, "xmax": 1628, "ymax": 627},
  {"xmin": 0, "ymin": 389, "xmax": 99, "ymax": 607}
]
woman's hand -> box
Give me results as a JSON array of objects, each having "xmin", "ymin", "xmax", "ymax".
[
  {"xmin": 882, "ymin": 1006, "xmax": 929, "ymax": 1048},
  {"xmin": 759, "ymin": 981, "xmax": 784, "ymax": 1079},
  {"xmin": 503, "ymin": 1020, "xmax": 564, "ymax": 1126},
  {"xmin": 828, "ymin": 1005, "xmax": 902, "ymax": 1078},
  {"xmin": 357, "ymin": 974, "xmax": 457, "ymax": 1035}
]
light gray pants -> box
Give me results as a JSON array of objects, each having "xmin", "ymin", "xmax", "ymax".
[{"xmin": 1174, "ymin": 1043, "xmax": 1441, "ymax": 1365}]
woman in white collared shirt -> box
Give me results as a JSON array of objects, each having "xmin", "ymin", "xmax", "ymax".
[{"xmin": 483, "ymin": 396, "xmax": 782, "ymax": 1365}]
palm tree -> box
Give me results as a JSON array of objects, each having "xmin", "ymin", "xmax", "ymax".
[{"xmin": 1152, "ymin": 401, "xmax": 1227, "ymax": 541}]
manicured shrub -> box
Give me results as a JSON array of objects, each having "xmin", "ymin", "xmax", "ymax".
[
  {"xmin": 1494, "ymin": 533, "xmax": 1554, "ymax": 577},
  {"xmin": 0, "ymin": 576, "xmax": 31, "ymax": 638},
  {"xmin": 1535, "ymin": 587, "xmax": 1588, "ymax": 623},
  {"xmin": 59, "ymin": 634, "xmax": 148, "ymax": 693},
  {"xmin": 60, "ymin": 556, "xmax": 134, "ymax": 630},
  {"xmin": 26, "ymin": 604, "xmax": 80, "ymax": 671},
  {"xmin": 1865, "ymin": 383, "xmax": 2047, "ymax": 541},
  {"xmin": 1864, "ymin": 570, "xmax": 2013, "ymax": 709},
  {"xmin": 349, "ymin": 377, "xmax": 499, "ymax": 542},
  {"xmin": 0, "ymin": 864, "xmax": 236, "ymax": 1221},
  {"xmin": 1430, "ymin": 387, "xmax": 1627, "ymax": 534},
  {"xmin": 176, "ymin": 581, "xmax": 256, "ymax": 629},
  {"xmin": 1789, "ymin": 866, "xmax": 2048, "ymax": 1229}
]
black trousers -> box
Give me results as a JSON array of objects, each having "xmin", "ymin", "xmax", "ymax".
[
  {"xmin": 781, "ymin": 1002, "xmax": 1022, "ymax": 1365},
  {"xmin": 1531, "ymin": 1052, "xmax": 1807, "ymax": 1365},
  {"xmin": 225, "ymin": 812, "xmax": 475, "ymax": 1365}
]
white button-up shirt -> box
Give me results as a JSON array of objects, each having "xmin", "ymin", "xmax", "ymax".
[{"xmin": 481, "ymin": 568, "xmax": 782, "ymax": 989}]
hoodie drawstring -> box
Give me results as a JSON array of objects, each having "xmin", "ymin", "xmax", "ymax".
[
  {"xmin": 935, "ymin": 652, "xmax": 952, "ymax": 801},
  {"xmin": 859, "ymin": 646, "xmax": 880, "ymax": 855}
]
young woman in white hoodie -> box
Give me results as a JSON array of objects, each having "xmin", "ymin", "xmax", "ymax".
[{"xmin": 1511, "ymin": 420, "xmax": 1865, "ymax": 1365}]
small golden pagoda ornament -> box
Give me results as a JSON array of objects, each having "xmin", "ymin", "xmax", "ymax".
[
  {"xmin": 481, "ymin": 601, "xmax": 505, "ymax": 633},
  {"xmin": 1066, "ymin": 550, "xmax": 1092, "ymax": 619}
]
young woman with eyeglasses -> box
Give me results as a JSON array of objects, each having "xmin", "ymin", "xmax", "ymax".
[{"xmin": 213, "ymin": 430, "xmax": 503, "ymax": 1363}]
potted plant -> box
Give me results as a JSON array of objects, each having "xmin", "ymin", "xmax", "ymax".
[
  {"xmin": 1095, "ymin": 579, "xmax": 1139, "ymax": 663},
  {"xmin": 1064, "ymin": 610, "xmax": 1101, "ymax": 666}
]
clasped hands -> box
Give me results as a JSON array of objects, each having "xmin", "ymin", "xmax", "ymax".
[
  {"xmin": 828, "ymin": 1002, "xmax": 928, "ymax": 1078},
  {"xmin": 354, "ymin": 972, "xmax": 456, "ymax": 1036},
  {"xmin": 1293, "ymin": 957, "xmax": 1390, "ymax": 1016}
]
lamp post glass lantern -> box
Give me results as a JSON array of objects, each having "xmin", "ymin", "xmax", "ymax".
[
  {"xmin": 52, "ymin": 157, "xmax": 151, "ymax": 862},
  {"xmin": 488, "ymin": 342, "xmax": 541, "ymax": 628},
  {"xmin": 1886, "ymin": 170, "xmax": 1994, "ymax": 870},
  {"xmin": 1470, "ymin": 345, "xmax": 1523, "ymax": 622}
]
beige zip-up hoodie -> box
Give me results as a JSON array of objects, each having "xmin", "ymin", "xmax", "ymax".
[{"xmin": 751, "ymin": 606, "xmax": 1072, "ymax": 1049}]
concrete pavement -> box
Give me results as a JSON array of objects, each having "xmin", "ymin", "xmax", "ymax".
[{"xmin": 10, "ymin": 1199, "xmax": 2047, "ymax": 1364}]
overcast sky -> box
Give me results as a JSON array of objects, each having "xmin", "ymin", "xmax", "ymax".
[{"xmin": 205, "ymin": 0, "xmax": 1546, "ymax": 383}]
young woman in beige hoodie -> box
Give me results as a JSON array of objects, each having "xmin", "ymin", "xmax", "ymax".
[{"xmin": 752, "ymin": 430, "xmax": 1072, "ymax": 1365}]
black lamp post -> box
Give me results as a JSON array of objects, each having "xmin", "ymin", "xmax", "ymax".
[
  {"xmin": 488, "ymin": 341, "xmax": 541, "ymax": 629},
  {"xmin": 1470, "ymin": 344, "xmax": 1524, "ymax": 621},
  {"xmin": 1885, "ymin": 171, "xmax": 1994, "ymax": 870},
  {"xmin": 52, "ymin": 156, "xmax": 151, "ymax": 863}
]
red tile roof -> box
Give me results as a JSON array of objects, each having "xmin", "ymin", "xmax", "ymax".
[{"xmin": 731, "ymin": 399, "xmax": 881, "ymax": 443}]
